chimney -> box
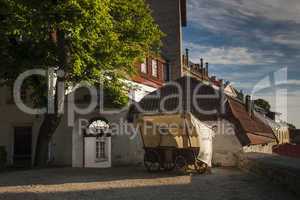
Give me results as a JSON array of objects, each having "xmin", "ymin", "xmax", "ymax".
[
  {"xmin": 205, "ymin": 62, "xmax": 209, "ymax": 76},
  {"xmin": 225, "ymin": 81, "xmax": 230, "ymax": 87},
  {"xmin": 198, "ymin": 58, "xmax": 203, "ymax": 76},
  {"xmin": 245, "ymin": 95, "xmax": 252, "ymax": 117},
  {"xmin": 240, "ymin": 90, "xmax": 245, "ymax": 102},
  {"xmin": 185, "ymin": 48, "xmax": 189, "ymax": 67},
  {"xmin": 200, "ymin": 58, "xmax": 203, "ymax": 69},
  {"xmin": 219, "ymin": 79, "xmax": 224, "ymax": 87}
]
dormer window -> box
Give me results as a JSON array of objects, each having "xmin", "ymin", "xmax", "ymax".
[
  {"xmin": 141, "ymin": 58, "xmax": 147, "ymax": 74},
  {"xmin": 152, "ymin": 59, "xmax": 158, "ymax": 77}
]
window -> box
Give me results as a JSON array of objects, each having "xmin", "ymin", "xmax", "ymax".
[
  {"xmin": 152, "ymin": 59, "xmax": 158, "ymax": 77},
  {"xmin": 88, "ymin": 119, "xmax": 109, "ymax": 135},
  {"xmin": 96, "ymin": 139, "xmax": 107, "ymax": 161},
  {"xmin": 141, "ymin": 58, "xmax": 147, "ymax": 74}
]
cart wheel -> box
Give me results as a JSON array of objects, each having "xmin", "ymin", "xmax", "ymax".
[
  {"xmin": 175, "ymin": 155, "xmax": 187, "ymax": 172},
  {"xmin": 195, "ymin": 160, "xmax": 208, "ymax": 174},
  {"xmin": 144, "ymin": 150, "xmax": 160, "ymax": 173},
  {"xmin": 162, "ymin": 162, "xmax": 175, "ymax": 172}
]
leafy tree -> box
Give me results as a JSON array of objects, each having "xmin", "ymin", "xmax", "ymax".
[
  {"xmin": 235, "ymin": 89, "xmax": 244, "ymax": 102},
  {"xmin": 0, "ymin": 0, "xmax": 163, "ymax": 166},
  {"xmin": 254, "ymin": 98, "xmax": 271, "ymax": 112},
  {"xmin": 287, "ymin": 123, "xmax": 296, "ymax": 130}
]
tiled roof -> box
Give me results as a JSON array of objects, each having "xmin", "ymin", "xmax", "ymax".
[
  {"xmin": 130, "ymin": 76, "xmax": 276, "ymax": 146},
  {"xmin": 131, "ymin": 76, "xmax": 163, "ymax": 88},
  {"xmin": 228, "ymin": 97, "xmax": 276, "ymax": 144},
  {"xmin": 137, "ymin": 76, "xmax": 221, "ymax": 121}
]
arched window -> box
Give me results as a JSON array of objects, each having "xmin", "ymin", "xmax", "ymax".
[{"xmin": 87, "ymin": 119, "xmax": 109, "ymax": 136}]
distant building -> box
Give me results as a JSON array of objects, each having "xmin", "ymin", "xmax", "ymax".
[{"xmin": 182, "ymin": 55, "xmax": 210, "ymax": 82}]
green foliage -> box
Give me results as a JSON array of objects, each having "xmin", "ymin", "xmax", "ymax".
[
  {"xmin": 0, "ymin": 0, "xmax": 163, "ymax": 107},
  {"xmin": 0, "ymin": 146, "xmax": 7, "ymax": 167},
  {"xmin": 254, "ymin": 98, "xmax": 271, "ymax": 112},
  {"xmin": 287, "ymin": 123, "xmax": 296, "ymax": 130},
  {"xmin": 236, "ymin": 89, "xmax": 244, "ymax": 102}
]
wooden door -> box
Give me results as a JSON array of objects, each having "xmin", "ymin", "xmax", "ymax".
[{"xmin": 13, "ymin": 127, "xmax": 32, "ymax": 167}]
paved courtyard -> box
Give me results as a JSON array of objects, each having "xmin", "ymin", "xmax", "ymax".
[{"xmin": 0, "ymin": 167, "xmax": 297, "ymax": 200}]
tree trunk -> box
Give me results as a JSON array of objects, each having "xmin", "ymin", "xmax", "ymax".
[
  {"xmin": 34, "ymin": 28, "xmax": 69, "ymax": 167},
  {"xmin": 34, "ymin": 114, "xmax": 62, "ymax": 167}
]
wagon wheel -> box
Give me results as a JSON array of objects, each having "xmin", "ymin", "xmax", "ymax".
[
  {"xmin": 194, "ymin": 160, "xmax": 208, "ymax": 174},
  {"xmin": 144, "ymin": 150, "xmax": 160, "ymax": 173},
  {"xmin": 175, "ymin": 155, "xmax": 187, "ymax": 172},
  {"xmin": 162, "ymin": 162, "xmax": 175, "ymax": 171}
]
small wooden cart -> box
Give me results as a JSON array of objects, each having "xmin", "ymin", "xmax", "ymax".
[{"xmin": 137, "ymin": 113, "xmax": 210, "ymax": 174}]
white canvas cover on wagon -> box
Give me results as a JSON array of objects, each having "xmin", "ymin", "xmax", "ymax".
[{"xmin": 137, "ymin": 113, "xmax": 214, "ymax": 167}]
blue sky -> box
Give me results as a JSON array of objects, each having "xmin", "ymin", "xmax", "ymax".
[{"xmin": 183, "ymin": 0, "xmax": 300, "ymax": 127}]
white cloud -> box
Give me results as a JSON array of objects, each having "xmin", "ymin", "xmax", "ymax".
[
  {"xmin": 187, "ymin": 0, "xmax": 248, "ymax": 34},
  {"xmin": 185, "ymin": 0, "xmax": 300, "ymax": 127},
  {"xmin": 189, "ymin": 0, "xmax": 300, "ymax": 29},
  {"xmin": 273, "ymin": 33, "xmax": 300, "ymax": 47},
  {"xmin": 285, "ymin": 80, "xmax": 300, "ymax": 86},
  {"xmin": 200, "ymin": 47, "xmax": 256, "ymax": 65},
  {"xmin": 188, "ymin": 0, "xmax": 300, "ymax": 49},
  {"xmin": 184, "ymin": 42, "xmax": 275, "ymax": 65},
  {"xmin": 222, "ymin": 0, "xmax": 300, "ymax": 22}
]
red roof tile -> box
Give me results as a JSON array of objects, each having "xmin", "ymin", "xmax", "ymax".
[{"xmin": 228, "ymin": 97, "xmax": 276, "ymax": 144}]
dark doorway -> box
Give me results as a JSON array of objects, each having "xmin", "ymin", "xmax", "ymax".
[{"xmin": 13, "ymin": 127, "xmax": 32, "ymax": 167}]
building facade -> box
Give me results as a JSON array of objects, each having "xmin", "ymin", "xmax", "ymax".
[
  {"xmin": 0, "ymin": 0, "xmax": 187, "ymax": 168},
  {"xmin": 147, "ymin": 0, "xmax": 187, "ymax": 80}
]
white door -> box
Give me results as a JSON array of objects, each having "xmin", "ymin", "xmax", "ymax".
[
  {"xmin": 84, "ymin": 119, "xmax": 112, "ymax": 168},
  {"xmin": 84, "ymin": 136, "xmax": 111, "ymax": 168}
]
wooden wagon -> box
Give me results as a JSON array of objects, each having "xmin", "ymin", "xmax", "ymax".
[{"xmin": 137, "ymin": 113, "xmax": 213, "ymax": 174}]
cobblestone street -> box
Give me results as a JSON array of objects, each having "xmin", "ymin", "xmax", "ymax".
[{"xmin": 0, "ymin": 167, "xmax": 297, "ymax": 200}]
